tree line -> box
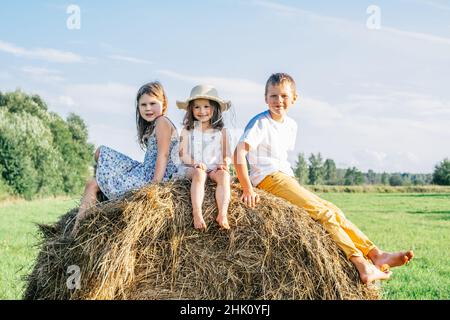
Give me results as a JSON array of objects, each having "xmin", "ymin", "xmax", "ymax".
[
  {"xmin": 1, "ymin": 90, "xmax": 449, "ymax": 200},
  {"xmin": 0, "ymin": 90, "xmax": 94, "ymax": 199},
  {"xmin": 294, "ymin": 153, "xmax": 450, "ymax": 186}
]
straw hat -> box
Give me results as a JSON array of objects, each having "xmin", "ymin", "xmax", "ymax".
[{"xmin": 176, "ymin": 85, "xmax": 231, "ymax": 112}]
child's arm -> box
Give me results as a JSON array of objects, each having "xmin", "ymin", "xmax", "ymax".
[
  {"xmin": 233, "ymin": 141, "xmax": 260, "ymax": 208},
  {"xmin": 179, "ymin": 128, "xmax": 194, "ymax": 166},
  {"xmin": 179, "ymin": 128, "xmax": 207, "ymax": 170},
  {"xmin": 218, "ymin": 128, "xmax": 231, "ymax": 171},
  {"xmin": 152, "ymin": 117, "xmax": 173, "ymax": 183}
]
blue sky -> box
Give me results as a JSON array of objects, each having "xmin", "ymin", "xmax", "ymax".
[{"xmin": 1, "ymin": 0, "xmax": 449, "ymax": 173}]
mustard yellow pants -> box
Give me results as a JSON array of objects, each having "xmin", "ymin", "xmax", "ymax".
[{"xmin": 257, "ymin": 171, "xmax": 376, "ymax": 259}]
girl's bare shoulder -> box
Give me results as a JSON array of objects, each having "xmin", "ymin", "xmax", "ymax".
[{"xmin": 155, "ymin": 116, "xmax": 176, "ymax": 133}]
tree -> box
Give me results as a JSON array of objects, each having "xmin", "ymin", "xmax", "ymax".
[
  {"xmin": 381, "ymin": 172, "xmax": 389, "ymax": 185},
  {"xmin": 432, "ymin": 158, "xmax": 450, "ymax": 185},
  {"xmin": 308, "ymin": 153, "xmax": 324, "ymax": 185},
  {"xmin": 366, "ymin": 169, "xmax": 377, "ymax": 185},
  {"xmin": 294, "ymin": 153, "xmax": 309, "ymax": 184},
  {"xmin": 0, "ymin": 91, "xmax": 94, "ymax": 198},
  {"xmin": 323, "ymin": 159, "xmax": 337, "ymax": 185},
  {"xmin": 344, "ymin": 167, "xmax": 364, "ymax": 185},
  {"xmin": 389, "ymin": 174, "xmax": 403, "ymax": 186}
]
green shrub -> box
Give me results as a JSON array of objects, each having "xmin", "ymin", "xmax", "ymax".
[{"xmin": 0, "ymin": 91, "xmax": 94, "ymax": 199}]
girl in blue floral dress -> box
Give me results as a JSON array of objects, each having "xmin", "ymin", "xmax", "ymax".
[{"xmin": 71, "ymin": 82, "xmax": 179, "ymax": 236}]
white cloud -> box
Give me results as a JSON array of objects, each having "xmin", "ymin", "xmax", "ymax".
[
  {"xmin": 109, "ymin": 55, "xmax": 153, "ymax": 65},
  {"xmin": 21, "ymin": 66, "xmax": 65, "ymax": 82},
  {"xmin": 58, "ymin": 95, "xmax": 76, "ymax": 107},
  {"xmin": 405, "ymin": 0, "xmax": 450, "ymax": 11},
  {"xmin": 0, "ymin": 40, "xmax": 83, "ymax": 63},
  {"xmin": 157, "ymin": 69, "xmax": 263, "ymax": 95},
  {"xmin": 251, "ymin": 0, "xmax": 450, "ymax": 46},
  {"xmin": 61, "ymin": 83, "xmax": 136, "ymax": 116}
]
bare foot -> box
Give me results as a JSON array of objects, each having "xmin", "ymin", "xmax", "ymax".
[
  {"xmin": 216, "ymin": 214, "xmax": 230, "ymax": 230},
  {"xmin": 70, "ymin": 219, "xmax": 81, "ymax": 238},
  {"xmin": 351, "ymin": 256, "xmax": 392, "ymax": 284},
  {"xmin": 369, "ymin": 249, "xmax": 414, "ymax": 269},
  {"xmin": 193, "ymin": 213, "xmax": 207, "ymax": 230}
]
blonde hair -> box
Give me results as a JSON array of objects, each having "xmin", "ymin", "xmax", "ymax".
[{"xmin": 265, "ymin": 73, "xmax": 297, "ymax": 96}]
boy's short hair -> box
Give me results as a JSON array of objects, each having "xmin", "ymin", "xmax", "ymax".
[{"xmin": 265, "ymin": 73, "xmax": 297, "ymax": 96}]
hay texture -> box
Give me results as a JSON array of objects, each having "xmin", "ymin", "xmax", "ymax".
[{"xmin": 24, "ymin": 180, "xmax": 379, "ymax": 300}]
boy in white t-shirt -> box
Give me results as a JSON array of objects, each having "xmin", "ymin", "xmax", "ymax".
[{"xmin": 234, "ymin": 73, "xmax": 414, "ymax": 284}]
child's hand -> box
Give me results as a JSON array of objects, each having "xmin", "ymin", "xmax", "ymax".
[
  {"xmin": 194, "ymin": 163, "xmax": 207, "ymax": 171},
  {"xmin": 241, "ymin": 188, "xmax": 260, "ymax": 208}
]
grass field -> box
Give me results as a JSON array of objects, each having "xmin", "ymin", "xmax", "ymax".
[{"xmin": 0, "ymin": 193, "xmax": 449, "ymax": 300}]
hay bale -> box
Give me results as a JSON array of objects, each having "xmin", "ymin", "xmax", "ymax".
[{"xmin": 24, "ymin": 180, "xmax": 379, "ymax": 300}]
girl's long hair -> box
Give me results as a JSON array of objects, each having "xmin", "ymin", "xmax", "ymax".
[
  {"xmin": 182, "ymin": 99, "xmax": 224, "ymax": 131},
  {"xmin": 136, "ymin": 82, "xmax": 168, "ymax": 150}
]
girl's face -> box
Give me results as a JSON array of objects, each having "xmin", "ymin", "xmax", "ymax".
[
  {"xmin": 192, "ymin": 99, "xmax": 214, "ymax": 124},
  {"xmin": 139, "ymin": 94, "xmax": 164, "ymax": 122}
]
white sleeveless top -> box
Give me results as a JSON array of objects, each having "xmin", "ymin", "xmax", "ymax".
[{"xmin": 188, "ymin": 127, "xmax": 223, "ymax": 171}]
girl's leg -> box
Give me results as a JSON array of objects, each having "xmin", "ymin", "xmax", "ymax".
[
  {"xmin": 186, "ymin": 167, "xmax": 207, "ymax": 230},
  {"xmin": 71, "ymin": 147, "xmax": 102, "ymax": 237},
  {"xmin": 71, "ymin": 178, "xmax": 100, "ymax": 236},
  {"xmin": 208, "ymin": 169, "xmax": 231, "ymax": 229}
]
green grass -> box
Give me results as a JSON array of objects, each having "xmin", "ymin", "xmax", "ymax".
[
  {"xmin": 318, "ymin": 193, "xmax": 450, "ymax": 300},
  {"xmin": 0, "ymin": 193, "xmax": 449, "ymax": 300},
  {"xmin": 0, "ymin": 197, "xmax": 78, "ymax": 300}
]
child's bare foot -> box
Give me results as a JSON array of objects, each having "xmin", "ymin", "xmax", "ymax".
[
  {"xmin": 351, "ymin": 256, "xmax": 392, "ymax": 284},
  {"xmin": 70, "ymin": 218, "xmax": 81, "ymax": 238},
  {"xmin": 216, "ymin": 214, "xmax": 230, "ymax": 230},
  {"xmin": 368, "ymin": 249, "xmax": 414, "ymax": 269},
  {"xmin": 193, "ymin": 213, "xmax": 207, "ymax": 230}
]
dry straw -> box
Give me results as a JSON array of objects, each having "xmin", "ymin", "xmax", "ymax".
[{"xmin": 24, "ymin": 180, "xmax": 379, "ymax": 300}]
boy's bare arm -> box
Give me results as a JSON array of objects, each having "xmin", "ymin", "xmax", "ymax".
[{"xmin": 233, "ymin": 142, "xmax": 260, "ymax": 208}]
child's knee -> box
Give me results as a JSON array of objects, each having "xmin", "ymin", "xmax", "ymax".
[
  {"xmin": 315, "ymin": 208, "xmax": 339, "ymax": 227},
  {"xmin": 216, "ymin": 169, "xmax": 230, "ymax": 182},
  {"xmin": 193, "ymin": 168, "xmax": 207, "ymax": 179},
  {"xmin": 86, "ymin": 178, "xmax": 99, "ymax": 191},
  {"xmin": 95, "ymin": 147, "xmax": 101, "ymax": 162}
]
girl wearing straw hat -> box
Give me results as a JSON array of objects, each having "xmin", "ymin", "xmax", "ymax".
[{"xmin": 176, "ymin": 85, "xmax": 232, "ymax": 230}]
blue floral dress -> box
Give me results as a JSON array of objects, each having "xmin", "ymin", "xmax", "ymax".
[{"xmin": 96, "ymin": 125, "xmax": 179, "ymax": 200}]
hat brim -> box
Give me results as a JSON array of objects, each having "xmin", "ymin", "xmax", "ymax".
[{"xmin": 176, "ymin": 95, "xmax": 231, "ymax": 112}]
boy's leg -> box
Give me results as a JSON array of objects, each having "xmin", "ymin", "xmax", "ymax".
[
  {"xmin": 313, "ymin": 196, "xmax": 376, "ymax": 257},
  {"xmin": 317, "ymin": 195, "xmax": 414, "ymax": 268},
  {"xmin": 185, "ymin": 167, "xmax": 207, "ymax": 229},
  {"xmin": 208, "ymin": 169, "xmax": 231, "ymax": 229},
  {"xmin": 257, "ymin": 172, "xmax": 364, "ymax": 260}
]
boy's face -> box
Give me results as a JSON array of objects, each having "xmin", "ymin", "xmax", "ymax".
[{"xmin": 265, "ymin": 83, "xmax": 297, "ymax": 122}]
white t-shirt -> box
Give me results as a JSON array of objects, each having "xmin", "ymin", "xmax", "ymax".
[{"xmin": 239, "ymin": 110, "xmax": 297, "ymax": 186}]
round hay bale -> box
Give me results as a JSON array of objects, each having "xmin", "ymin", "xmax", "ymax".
[{"xmin": 24, "ymin": 180, "xmax": 379, "ymax": 300}]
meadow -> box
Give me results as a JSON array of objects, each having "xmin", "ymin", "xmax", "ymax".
[{"xmin": 0, "ymin": 191, "xmax": 449, "ymax": 300}]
